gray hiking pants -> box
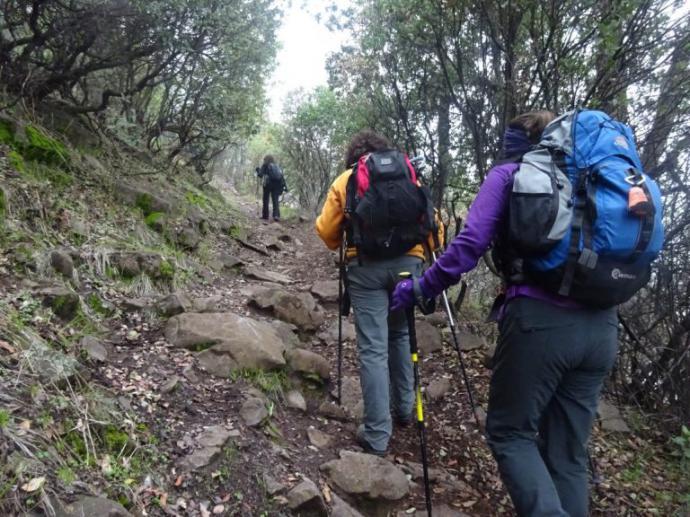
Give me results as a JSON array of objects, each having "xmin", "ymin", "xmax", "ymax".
[
  {"xmin": 347, "ymin": 255, "xmax": 423, "ymax": 451},
  {"xmin": 487, "ymin": 297, "xmax": 618, "ymax": 517}
]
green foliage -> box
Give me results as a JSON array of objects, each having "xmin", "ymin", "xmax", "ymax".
[
  {"xmin": 135, "ymin": 193, "xmax": 154, "ymax": 215},
  {"xmin": 23, "ymin": 161, "xmax": 72, "ymax": 188},
  {"xmin": 86, "ymin": 293, "xmax": 112, "ymax": 316},
  {"xmin": 227, "ymin": 224, "xmax": 247, "ymax": 240},
  {"xmin": 23, "ymin": 126, "xmax": 69, "ymax": 166},
  {"xmin": 230, "ymin": 368, "xmax": 290, "ymax": 401},
  {"xmin": 144, "ymin": 211, "xmax": 165, "ymax": 229},
  {"xmin": 56, "ymin": 466, "xmax": 76, "ymax": 485},
  {"xmin": 185, "ymin": 191, "xmax": 209, "ymax": 208},
  {"xmin": 0, "ymin": 409, "xmax": 10, "ymax": 428},
  {"xmin": 0, "ymin": 119, "xmax": 14, "ymax": 145},
  {"xmin": 8, "ymin": 150, "xmax": 25, "ymax": 173},
  {"xmin": 158, "ymin": 259, "xmax": 174, "ymax": 281},
  {"xmin": 672, "ymin": 425, "xmax": 690, "ymax": 472},
  {"xmin": 103, "ymin": 426, "xmax": 130, "ymax": 455},
  {"xmin": 0, "ymin": 188, "xmax": 5, "ymax": 225}
]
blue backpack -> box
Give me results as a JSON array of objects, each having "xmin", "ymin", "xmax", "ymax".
[{"xmin": 507, "ymin": 109, "xmax": 664, "ymax": 308}]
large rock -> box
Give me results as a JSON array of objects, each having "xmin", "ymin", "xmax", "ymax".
[
  {"xmin": 331, "ymin": 493, "xmax": 365, "ymax": 517},
  {"xmin": 165, "ymin": 312, "xmax": 286, "ymax": 376},
  {"xmin": 53, "ymin": 496, "xmax": 132, "ymax": 517},
  {"xmin": 244, "ymin": 266, "xmax": 292, "ymax": 284},
  {"xmin": 319, "ymin": 319, "xmax": 356, "ymax": 344},
  {"xmin": 271, "ymin": 320, "xmax": 300, "ymax": 349},
  {"xmin": 179, "ymin": 425, "xmax": 235, "ymax": 472},
  {"xmin": 598, "ymin": 399, "xmax": 631, "ymax": 433},
  {"xmin": 426, "ymin": 377, "xmax": 451, "ymax": 401},
  {"xmin": 240, "ymin": 397, "xmax": 268, "ymax": 427},
  {"xmin": 177, "ymin": 226, "xmax": 201, "ymax": 251},
  {"xmin": 156, "ymin": 292, "xmax": 192, "ymax": 317},
  {"xmin": 37, "ymin": 286, "xmax": 80, "ymax": 320},
  {"xmin": 320, "ymin": 451, "xmax": 409, "ymax": 508},
  {"xmin": 457, "ymin": 331, "xmax": 486, "ymax": 351},
  {"xmin": 109, "ymin": 251, "xmax": 171, "ymax": 280},
  {"xmin": 249, "ymin": 288, "xmax": 325, "ymax": 331},
  {"xmin": 416, "ymin": 320, "xmax": 443, "ymax": 354},
  {"xmin": 287, "ymin": 477, "xmax": 328, "ymax": 516},
  {"xmin": 114, "ymin": 183, "xmax": 171, "ymax": 214},
  {"xmin": 216, "ymin": 252, "xmax": 244, "ymax": 270},
  {"xmin": 311, "ymin": 280, "xmax": 339, "ymax": 303},
  {"xmin": 22, "ymin": 340, "xmax": 79, "ymax": 384},
  {"xmin": 307, "ymin": 427, "xmax": 333, "ymax": 448},
  {"xmin": 287, "ymin": 348, "xmax": 330, "ymax": 380},
  {"xmin": 156, "ymin": 293, "xmax": 221, "ymax": 317},
  {"xmin": 50, "ymin": 249, "xmax": 74, "ymax": 279},
  {"xmin": 332, "ymin": 376, "xmax": 364, "ymax": 420},
  {"xmin": 79, "ymin": 335, "xmax": 109, "ymax": 362}
]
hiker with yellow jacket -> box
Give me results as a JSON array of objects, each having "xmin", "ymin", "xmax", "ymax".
[{"xmin": 316, "ymin": 130, "xmax": 443, "ymax": 456}]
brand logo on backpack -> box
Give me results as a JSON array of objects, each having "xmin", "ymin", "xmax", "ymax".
[
  {"xmin": 614, "ymin": 136, "xmax": 629, "ymax": 150},
  {"xmin": 345, "ymin": 150, "xmax": 436, "ymax": 260},
  {"xmin": 611, "ymin": 268, "xmax": 636, "ymax": 280}
]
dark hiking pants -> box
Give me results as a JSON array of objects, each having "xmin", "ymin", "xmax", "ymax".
[
  {"xmin": 262, "ymin": 184, "xmax": 281, "ymax": 220},
  {"xmin": 486, "ymin": 297, "xmax": 618, "ymax": 517},
  {"xmin": 347, "ymin": 255, "xmax": 423, "ymax": 451}
]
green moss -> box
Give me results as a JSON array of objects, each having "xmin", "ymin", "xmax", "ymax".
[
  {"xmin": 191, "ymin": 342, "xmax": 216, "ymax": 352},
  {"xmin": 63, "ymin": 430, "xmax": 89, "ymax": 463},
  {"xmin": 227, "ymin": 225, "xmax": 247, "ymax": 240},
  {"xmin": 135, "ymin": 193, "xmax": 154, "ymax": 215},
  {"xmin": 0, "ymin": 409, "xmax": 10, "ymax": 428},
  {"xmin": 185, "ymin": 190, "xmax": 209, "ymax": 208},
  {"xmin": 0, "ymin": 119, "xmax": 14, "ymax": 145},
  {"xmin": 24, "ymin": 161, "xmax": 72, "ymax": 188},
  {"xmin": 158, "ymin": 259, "xmax": 174, "ymax": 281},
  {"xmin": 8, "ymin": 150, "xmax": 25, "ymax": 172},
  {"xmin": 57, "ymin": 466, "xmax": 76, "ymax": 485},
  {"xmin": 0, "ymin": 188, "xmax": 6, "ymax": 225},
  {"xmin": 103, "ymin": 426, "xmax": 130, "ymax": 454},
  {"xmin": 144, "ymin": 211, "xmax": 164, "ymax": 228},
  {"xmin": 23, "ymin": 125, "xmax": 69, "ymax": 166},
  {"xmin": 230, "ymin": 368, "xmax": 290, "ymax": 401},
  {"xmin": 86, "ymin": 293, "xmax": 113, "ymax": 316}
]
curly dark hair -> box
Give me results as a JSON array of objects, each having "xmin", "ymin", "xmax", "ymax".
[
  {"xmin": 344, "ymin": 130, "xmax": 392, "ymax": 167},
  {"xmin": 263, "ymin": 154, "xmax": 275, "ymax": 165}
]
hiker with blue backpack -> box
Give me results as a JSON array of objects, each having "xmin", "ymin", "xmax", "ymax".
[
  {"xmin": 392, "ymin": 110, "xmax": 664, "ymax": 516},
  {"xmin": 256, "ymin": 154, "xmax": 287, "ymax": 221}
]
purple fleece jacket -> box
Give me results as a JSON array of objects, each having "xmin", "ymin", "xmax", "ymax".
[{"xmin": 419, "ymin": 162, "xmax": 580, "ymax": 310}]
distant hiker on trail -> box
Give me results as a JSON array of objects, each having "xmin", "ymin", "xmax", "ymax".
[
  {"xmin": 315, "ymin": 130, "xmax": 444, "ymax": 456},
  {"xmin": 256, "ymin": 154, "xmax": 287, "ymax": 221},
  {"xmin": 391, "ymin": 110, "xmax": 663, "ymax": 516}
]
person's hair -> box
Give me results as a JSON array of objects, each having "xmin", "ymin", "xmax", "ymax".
[
  {"xmin": 508, "ymin": 111, "xmax": 556, "ymax": 143},
  {"xmin": 263, "ymin": 154, "xmax": 275, "ymax": 165},
  {"xmin": 344, "ymin": 130, "xmax": 392, "ymax": 167}
]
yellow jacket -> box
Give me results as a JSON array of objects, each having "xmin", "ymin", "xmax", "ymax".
[{"xmin": 315, "ymin": 169, "xmax": 444, "ymax": 260}]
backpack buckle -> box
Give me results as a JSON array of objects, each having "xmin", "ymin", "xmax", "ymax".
[{"xmin": 625, "ymin": 170, "xmax": 645, "ymax": 186}]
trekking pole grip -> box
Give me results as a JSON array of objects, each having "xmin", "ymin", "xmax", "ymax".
[{"xmin": 399, "ymin": 272, "xmax": 419, "ymax": 355}]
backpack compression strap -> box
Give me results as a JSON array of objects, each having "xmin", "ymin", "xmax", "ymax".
[{"xmin": 344, "ymin": 164, "xmax": 363, "ymax": 265}]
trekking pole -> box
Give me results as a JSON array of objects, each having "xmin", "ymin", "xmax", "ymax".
[
  {"xmin": 337, "ymin": 237, "xmax": 344, "ymax": 405},
  {"xmin": 400, "ymin": 272, "xmax": 433, "ymax": 517},
  {"xmin": 431, "ymin": 251, "xmax": 481, "ymax": 430}
]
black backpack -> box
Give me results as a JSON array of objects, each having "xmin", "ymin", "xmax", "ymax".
[
  {"xmin": 267, "ymin": 163, "xmax": 284, "ymax": 182},
  {"xmin": 345, "ymin": 150, "xmax": 436, "ymax": 260}
]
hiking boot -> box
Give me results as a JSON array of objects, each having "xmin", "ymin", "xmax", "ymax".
[
  {"xmin": 393, "ymin": 413, "xmax": 414, "ymax": 428},
  {"xmin": 355, "ymin": 425, "xmax": 386, "ymax": 457}
]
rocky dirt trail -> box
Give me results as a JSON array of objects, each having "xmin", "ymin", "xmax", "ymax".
[
  {"xmin": 2, "ymin": 175, "xmax": 682, "ymax": 517},
  {"xmin": 81, "ymin": 191, "xmax": 506, "ymax": 517}
]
